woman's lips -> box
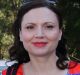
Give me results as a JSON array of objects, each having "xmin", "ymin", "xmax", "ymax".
[{"xmin": 32, "ymin": 42, "xmax": 48, "ymax": 47}]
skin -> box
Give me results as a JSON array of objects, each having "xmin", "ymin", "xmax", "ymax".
[{"xmin": 19, "ymin": 7, "xmax": 67, "ymax": 75}]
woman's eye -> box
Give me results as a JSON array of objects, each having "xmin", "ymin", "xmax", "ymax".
[
  {"xmin": 46, "ymin": 25, "xmax": 54, "ymax": 29},
  {"xmin": 26, "ymin": 26, "xmax": 34, "ymax": 29}
]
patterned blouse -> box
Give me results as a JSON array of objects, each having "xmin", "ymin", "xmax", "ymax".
[{"xmin": 2, "ymin": 61, "xmax": 80, "ymax": 75}]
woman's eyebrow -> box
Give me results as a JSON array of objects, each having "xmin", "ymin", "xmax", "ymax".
[
  {"xmin": 43, "ymin": 22, "xmax": 56, "ymax": 25},
  {"xmin": 24, "ymin": 23, "xmax": 36, "ymax": 26},
  {"xmin": 24, "ymin": 22, "xmax": 56, "ymax": 26}
]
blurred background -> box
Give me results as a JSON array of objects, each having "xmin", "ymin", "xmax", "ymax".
[{"xmin": 0, "ymin": 0, "xmax": 80, "ymax": 61}]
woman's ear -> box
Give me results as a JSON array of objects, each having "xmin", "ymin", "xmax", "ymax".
[
  {"xmin": 59, "ymin": 30, "xmax": 62, "ymax": 41},
  {"xmin": 19, "ymin": 31, "xmax": 23, "ymax": 42}
]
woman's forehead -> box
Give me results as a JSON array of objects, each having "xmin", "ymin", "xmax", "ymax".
[{"xmin": 21, "ymin": 7, "xmax": 58, "ymax": 24}]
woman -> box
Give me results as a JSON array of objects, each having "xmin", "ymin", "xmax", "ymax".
[{"xmin": 2, "ymin": 0, "xmax": 80, "ymax": 75}]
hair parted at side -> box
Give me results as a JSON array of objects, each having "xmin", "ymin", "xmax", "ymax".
[{"xmin": 9, "ymin": 0, "xmax": 68, "ymax": 70}]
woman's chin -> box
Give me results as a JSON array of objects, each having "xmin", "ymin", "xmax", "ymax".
[{"xmin": 29, "ymin": 49, "xmax": 54, "ymax": 57}]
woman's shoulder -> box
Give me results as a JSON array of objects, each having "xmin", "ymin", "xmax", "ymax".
[
  {"xmin": 68, "ymin": 61, "xmax": 80, "ymax": 74},
  {"xmin": 2, "ymin": 63, "xmax": 23, "ymax": 75}
]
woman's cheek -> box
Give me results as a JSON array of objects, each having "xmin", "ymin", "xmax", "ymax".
[
  {"xmin": 45, "ymin": 30, "xmax": 60, "ymax": 41},
  {"xmin": 22, "ymin": 31, "xmax": 34, "ymax": 41}
]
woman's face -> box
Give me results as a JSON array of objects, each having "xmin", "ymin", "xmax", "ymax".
[{"xmin": 20, "ymin": 7, "xmax": 62, "ymax": 57}]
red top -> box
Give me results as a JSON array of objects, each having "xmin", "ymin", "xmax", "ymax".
[
  {"xmin": 2, "ymin": 61, "xmax": 80, "ymax": 75},
  {"xmin": 2, "ymin": 65, "xmax": 23, "ymax": 75},
  {"xmin": 68, "ymin": 61, "xmax": 80, "ymax": 74}
]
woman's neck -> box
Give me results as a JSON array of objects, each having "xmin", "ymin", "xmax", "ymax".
[
  {"xmin": 23, "ymin": 52, "xmax": 67, "ymax": 75},
  {"xmin": 28, "ymin": 52, "xmax": 58, "ymax": 73}
]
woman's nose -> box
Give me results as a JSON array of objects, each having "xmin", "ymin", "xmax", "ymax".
[{"xmin": 35, "ymin": 28, "xmax": 45, "ymax": 38}]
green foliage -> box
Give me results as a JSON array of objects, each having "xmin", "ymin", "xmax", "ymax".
[
  {"xmin": 68, "ymin": 48, "xmax": 80, "ymax": 62},
  {"xmin": 58, "ymin": 0, "xmax": 80, "ymax": 48},
  {"xmin": 1, "ymin": 34, "xmax": 14, "ymax": 59},
  {"xmin": 58, "ymin": 0, "xmax": 80, "ymax": 62},
  {"xmin": 0, "ymin": 0, "xmax": 21, "ymax": 59}
]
